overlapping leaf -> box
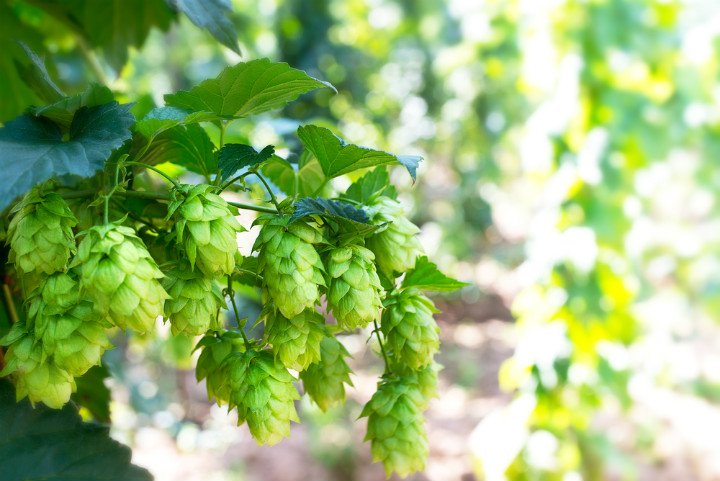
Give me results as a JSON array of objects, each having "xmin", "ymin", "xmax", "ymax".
[
  {"xmin": 172, "ymin": 0, "xmax": 240, "ymax": 53},
  {"xmin": 218, "ymin": 144, "xmax": 275, "ymax": 180}
]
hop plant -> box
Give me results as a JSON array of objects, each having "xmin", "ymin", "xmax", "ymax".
[
  {"xmin": 325, "ymin": 244, "xmax": 383, "ymax": 330},
  {"xmin": 0, "ymin": 328, "xmax": 75, "ymax": 409},
  {"xmin": 300, "ymin": 336, "xmax": 353, "ymax": 411},
  {"xmin": 163, "ymin": 261, "xmax": 226, "ymax": 336},
  {"xmin": 196, "ymin": 331, "xmax": 245, "ymax": 404},
  {"xmin": 167, "ymin": 184, "xmax": 243, "ymax": 277},
  {"xmin": 72, "ymin": 223, "xmax": 168, "ymax": 333},
  {"xmin": 381, "ymin": 288, "xmax": 440, "ymax": 370},
  {"xmin": 220, "ymin": 349, "xmax": 300, "ymax": 445},
  {"xmin": 263, "ymin": 306, "xmax": 325, "ymax": 371},
  {"xmin": 7, "ymin": 189, "xmax": 77, "ymax": 276},
  {"xmin": 402, "ymin": 362, "xmax": 441, "ymax": 409},
  {"xmin": 361, "ymin": 375, "xmax": 429, "ymax": 478},
  {"xmin": 253, "ymin": 215, "xmax": 325, "ymax": 318},
  {"xmin": 366, "ymin": 197, "xmax": 423, "ymax": 275}
]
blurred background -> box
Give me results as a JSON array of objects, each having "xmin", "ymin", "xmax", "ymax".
[{"xmin": 13, "ymin": 0, "xmax": 720, "ymax": 480}]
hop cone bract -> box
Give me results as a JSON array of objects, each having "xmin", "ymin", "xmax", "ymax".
[
  {"xmin": 325, "ymin": 244, "xmax": 383, "ymax": 330},
  {"xmin": 7, "ymin": 189, "xmax": 77, "ymax": 275},
  {"xmin": 366, "ymin": 197, "xmax": 422, "ymax": 275},
  {"xmin": 253, "ymin": 215, "xmax": 325, "ymax": 318},
  {"xmin": 163, "ymin": 261, "xmax": 226, "ymax": 335},
  {"xmin": 222, "ymin": 349, "xmax": 300, "ymax": 445},
  {"xmin": 361, "ymin": 375, "xmax": 429, "ymax": 478},
  {"xmin": 72, "ymin": 223, "xmax": 168, "ymax": 333},
  {"xmin": 196, "ymin": 331, "xmax": 245, "ymax": 404},
  {"xmin": 263, "ymin": 306, "xmax": 325, "ymax": 371},
  {"xmin": 168, "ymin": 184, "xmax": 243, "ymax": 277},
  {"xmin": 381, "ymin": 288, "xmax": 439, "ymax": 370},
  {"xmin": 300, "ymin": 336, "xmax": 353, "ymax": 411}
]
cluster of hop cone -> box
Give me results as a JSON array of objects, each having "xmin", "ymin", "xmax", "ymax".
[{"xmin": 1, "ymin": 183, "xmax": 442, "ymax": 477}]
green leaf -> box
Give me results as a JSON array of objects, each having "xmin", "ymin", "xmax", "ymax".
[
  {"xmin": 135, "ymin": 106, "xmax": 218, "ymax": 138},
  {"xmin": 15, "ymin": 42, "xmax": 65, "ymax": 104},
  {"xmin": 261, "ymin": 155, "xmax": 328, "ymax": 197},
  {"xmin": 402, "ymin": 256, "xmax": 468, "ymax": 292},
  {"xmin": 164, "ymin": 58, "xmax": 334, "ymax": 119},
  {"xmin": 31, "ymin": 84, "xmax": 115, "ymax": 129},
  {"xmin": 0, "ymin": 379, "xmax": 152, "ymax": 481},
  {"xmin": 290, "ymin": 197, "xmax": 369, "ymax": 224},
  {"xmin": 235, "ymin": 255, "xmax": 262, "ymax": 287},
  {"xmin": 0, "ymin": 102, "xmax": 134, "ymax": 211},
  {"xmin": 343, "ymin": 167, "xmax": 396, "ymax": 203},
  {"xmin": 138, "ymin": 124, "xmax": 216, "ymax": 177},
  {"xmin": 218, "ymin": 144, "xmax": 275, "ymax": 180},
  {"xmin": 71, "ymin": 365, "xmax": 111, "ymax": 423},
  {"xmin": 173, "ymin": 0, "xmax": 240, "ymax": 53},
  {"xmin": 297, "ymin": 125, "xmax": 422, "ymax": 180}
]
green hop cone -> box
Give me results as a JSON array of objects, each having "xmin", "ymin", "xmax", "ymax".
[
  {"xmin": 195, "ymin": 331, "xmax": 245, "ymax": 404},
  {"xmin": 7, "ymin": 189, "xmax": 77, "ymax": 276},
  {"xmin": 325, "ymin": 244, "xmax": 383, "ymax": 330},
  {"xmin": 163, "ymin": 261, "xmax": 226, "ymax": 336},
  {"xmin": 361, "ymin": 375, "xmax": 429, "ymax": 478},
  {"xmin": 263, "ymin": 306, "xmax": 325, "ymax": 371},
  {"xmin": 0, "ymin": 327, "xmax": 75, "ymax": 409},
  {"xmin": 222, "ymin": 348, "xmax": 300, "ymax": 445},
  {"xmin": 167, "ymin": 184, "xmax": 243, "ymax": 277},
  {"xmin": 72, "ymin": 223, "xmax": 169, "ymax": 333},
  {"xmin": 381, "ymin": 288, "xmax": 440, "ymax": 370},
  {"xmin": 300, "ymin": 336, "xmax": 353, "ymax": 411},
  {"xmin": 366, "ymin": 197, "xmax": 423, "ymax": 275},
  {"xmin": 253, "ymin": 215, "xmax": 325, "ymax": 318},
  {"xmin": 399, "ymin": 362, "xmax": 441, "ymax": 410}
]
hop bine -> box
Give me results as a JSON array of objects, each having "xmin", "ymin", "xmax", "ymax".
[
  {"xmin": 7, "ymin": 189, "xmax": 77, "ymax": 276},
  {"xmin": 381, "ymin": 288, "xmax": 440, "ymax": 370},
  {"xmin": 366, "ymin": 197, "xmax": 423, "ymax": 276},
  {"xmin": 253, "ymin": 215, "xmax": 325, "ymax": 318},
  {"xmin": 325, "ymin": 243, "xmax": 383, "ymax": 330},
  {"xmin": 262, "ymin": 306, "xmax": 325, "ymax": 371},
  {"xmin": 167, "ymin": 184, "xmax": 244, "ymax": 277},
  {"xmin": 300, "ymin": 336, "xmax": 353, "ymax": 411},
  {"xmin": 72, "ymin": 223, "xmax": 168, "ymax": 333}
]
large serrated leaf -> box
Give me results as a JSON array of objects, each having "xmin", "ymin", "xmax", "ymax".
[
  {"xmin": 343, "ymin": 167, "xmax": 397, "ymax": 203},
  {"xmin": 402, "ymin": 256, "xmax": 468, "ymax": 292},
  {"xmin": 0, "ymin": 102, "xmax": 134, "ymax": 211},
  {"xmin": 164, "ymin": 58, "xmax": 335, "ymax": 119},
  {"xmin": 135, "ymin": 107, "xmax": 219, "ymax": 138},
  {"xmin": 0, "ymin": 379, "xmax": 152, "ymax": 481},
  {"xmin": 138, "ymin": 124, "xmax": 216, "ymax": 177},
  {"xmin": 32, "ymin": 84, "xmax": 115, "ymax": 129},
  {"xmin": 290, "ymin": 197, "xmax": 369, "ymax": 224},
  {"xmin": 297, "ymin": 125, "xmax": 422, "ymax": 180},
  {"xmin": 172, "ymin": 0, "xmax": 239, "ymax": 53},
  {"xmin": 218, "ymin": 144, "xmax": 275, "ymax": 180}
]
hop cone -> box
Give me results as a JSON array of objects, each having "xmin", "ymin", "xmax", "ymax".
[
  {"xmin": 361, "ymin": 375, "xmax": 429, "ymax": 478},
  {"xmin": 28, "ymin": 272, "xmax": 110, "ymax": 377},
  {"xmin": 366, "ymin": 197, "xmax": 422, "ymax": 275},
  {"xmin": 400, "ymin": 362, "xmax": 441, "ymax": 410},
  {"xmin": 325, "ymin": 244, "xmax": 383, "ymax": 330},
  {"xmin": 163, "ymin": 261, "xmax": 226, "ymax": 336},
  {"xmin": 7, "ymin": 189, "xmax": 77, "ymax": 275},
  {"xmin": 381, "ymin": 288, "xmax": 440, "ymax": 370},
  {"xmin": 222, "ymin": 349, "xmax": 300, "ymax": 445},
  {"xmin": 196, "ymin": 331, "xmax": 244, "ymax": 404},
  {"xmin": 263, "ymin": 306, "xmax": 325, "ymax": 371},
  {"xmin": 253, "ymin": 216, "xmax": 325, "ymax": 318},
  {"xmin": 168, "ymin": 184, "xmax": 243, "ymax": 277},
  {"xmin": 72, "ymin": 223, "xmax": 168, "ymax": 333},
  {"xmin": 0, "ymin": 328, "xmax": 74, "ymax": 409},
  {"xmin": 300, "ymin": 336, "xmax": 353, "ymax": 411}
]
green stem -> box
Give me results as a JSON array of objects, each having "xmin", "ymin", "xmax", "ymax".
[
  {"xmin": 373, "ymin": 319, "xmax": 392, "ymax": 373},
  {"xmin": 235, "ymin": 268, "xmax": 263, "ymax": 282},
  {"xmin": 252, "ymin": 172, "xmax": 280, "ymax": 210},
  {"xmin": 220, "ymin": 171, "xmax": 253, "ymax": 192},
  {"xmin": 125, "ymin": 161, "xmax": 182, "ymax": 190},
  {"xmin": 2, "ymin": 284, "xmax": 19, "ymax": 324},
  {"xmin": 227, "ymin": 276, "xmax": 251, "ymax": 350}
]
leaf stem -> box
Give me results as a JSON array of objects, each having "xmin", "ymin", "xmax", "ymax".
[
  {"xmin": 373, "ymin": 319, "xmax": 392, "ymax": 374},
  {"xmin": 253, "ymin": 172, "xmax": 280, "ymax": 210},
  {"xmin": 125, "ymin": 161, "xmax": 182, "ymax": 190},
  {"xmin": 227, "ymin": 276, "xmax": 251, "ymax": 350},
  {"xmin": 2, "ymin": 284, "xmax": 19, "ymax": 324},
  {"xmin": 220, "ymin": 171, "xmax": 253, "ymax": 192}
]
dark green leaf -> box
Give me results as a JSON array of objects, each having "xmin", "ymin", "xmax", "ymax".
[
  {"xmin": 290, "ymin": 197, "xmax": 369, "ymax": 224},
  {"xmin": 15, "ymin": 42, "xmax": 65, "ymax": 103},
  {"xmin": 71, "ymin": 365, "xmax": 111, "ymax": 423},
  {"xmin": 235, "ymin": 256, "xmax": 261, "ymax": 287},
  {"xmin": 402, "ymin": 256, "xmax": 468, "ymax": 292},
  {"xmin": 218, "ymin": 144, "xmax": 274, "ymax": 180},
  {"xmin": 135, "ymin": 107, "xmax": 218, "ymax": 138},
  {"xmin": 0, "ymin": 379, "xmax": 152, "ymax": 481},
  {"xmin": 138, "ymin": 124, "xmax": 216, "ymax": 177},
  {"xmin": 173, "ymin": 0, "xmax": 239, "ymax": 53},
  {"xmin": 0, "ymin": 102, "xmax": 134, "ymax": 211},
  {"xmin": 343, "ymin": 167, "xmax": 396, "ymax": 203},
  {"xmin": 164, "ymin": 58, "xmax": 334, "ymax": 119},
  {"xmin": 31, "ymin": 84, "xmax": 115, "ymax": 129},
  {"xmin": 297, "ymin": 125, "xmax": 422, "ymax": 180}
]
